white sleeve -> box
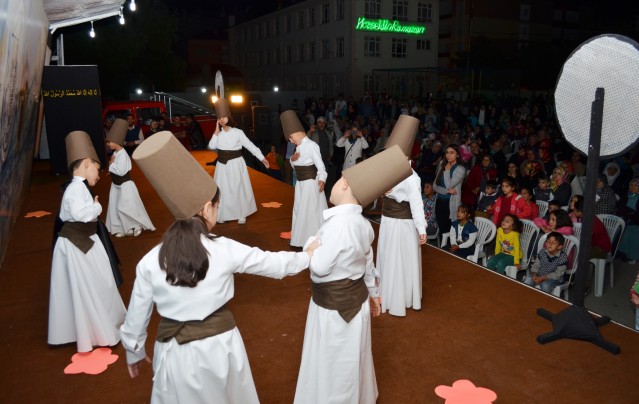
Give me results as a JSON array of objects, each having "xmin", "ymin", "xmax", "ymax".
[
  {"xmin": 65, "ymin": 186, "xmax": 102, "ymax": 222},
  {"xmin": 208, "ymin": 134, "xmax": 219, "ymax": 150},
  {"xmin": 408, "ymin": 175, "xmax": 426, "ymax": 234},
  {"xmin": 364, "ymin": 246, "xmax": 380, "ymax": 297},
  {"xmin": 120, "ymin": 262, "xmax": 155, "ymax": 364},
  {"xmin": 229, "ymin": 239, "xmax": 310, "ymax": 279},
  {"xmin": 238, "ymin": 130, "xmax": 265, "ymax": 160},
  {"xmin": 336, "ymin": 136, "xmax": 347, "ymax": 147}
]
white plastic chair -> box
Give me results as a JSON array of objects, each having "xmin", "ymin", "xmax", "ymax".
[
  {"xmin": 536, "ymin": 200, "xmax": 548, "ymax": 218},
  {"xmin": 427, "ymin": 226, "xmax": 440, "ymax": 247},
  {"xmin": 572, "ymin": 222, "xmax": 582, "ymax": 240},
  {"xmin": 467, "ymin": 217, "xmax": 497, "ymax": 265},
  {"xmin": 510, "ymin": 139, "xmax": 522, "ymax": 153},
  {"xmin": 591, "ymin": 214, "xmax": 625, "ymax": 297},
  {"xmin": 532, "ymin": 233, "xmax": 580, "ymax": 300},
  {"xmin": 504, "ymin": 219, "xmax": 539, "ymax": 279},
  {"xmin": 440, "ymin": 217, "xmax": 496, "ymax": 265}
]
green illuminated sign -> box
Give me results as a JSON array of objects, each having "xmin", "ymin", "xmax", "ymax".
[{"xmin": 355, "ymin": 17, "xmax": 426, "ymax": 35}]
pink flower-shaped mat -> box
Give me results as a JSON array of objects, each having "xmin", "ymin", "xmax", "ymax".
[
  {"xmin": 279, "ymin": 231, "xmax": 292, "ymax": 240},
  {"xmin": 64, "ymin": 348, "xmax": 119, "ymax": 375},
  {"xmin": 261, "ymin": 202, "xmax": 283, "ymax": 208},
  {"xmin": 435, "ymin": 379, "xmax": 497, "ymax": 403}
]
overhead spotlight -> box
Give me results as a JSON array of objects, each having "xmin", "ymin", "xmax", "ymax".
[
  {"xmin": 119, "ymin": 8, "xmax": 125, "ymax": 25},
  {"xmin": 211, "ymin": 95, "xmax": 219, "ymax": 104},
  {"xmin": 129, "ymin": 0, "xmax": 136, "ymax": 12},
  {"xmin": 89, "ymin": 21, "xmax": 95, "ymax": 38},
  {"xmin": 273, "ymin": 86, "xmax": 279, "ymax": 92},
  {"xmin": 201, "ymin": 87, "xmax": 207, "ymax": 93},
  {"xmin": 136, "ymin": 88, "xmax": 143, "ymax": 95}
]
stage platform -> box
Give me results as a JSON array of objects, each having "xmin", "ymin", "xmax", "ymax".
[{"xmin": 1, "ymin": 151, "xmax": 638, "ymax": 403}]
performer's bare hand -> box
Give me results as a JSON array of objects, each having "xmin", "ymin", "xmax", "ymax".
[
  {"xmin": 291, "ymin": 152, "xmax": 300, "ymax": 162},
  {"xmin": 370, "ymin": 297, "xmax": 381, "ymax": 317},
  {"xmin": 262, "ymin": 159, "xmax": 270, "ymax": 169},
  {"xmin": 631, "ymin": 292, "xmax": 639, "ymax": 307},
  {"xmin": 318, "ymin": 181, "xmax": 325, "ymax": 193},
  {"xmin": 419, "ymin": 234, "xmax": 427, "ymax": 245},
  {"xmin": 94, "ymin": 196, "xmax": 99, "ymax": 203},
  {"xmin": 127, "ymin": 356, "xmax": 152, "ymax": 379}
]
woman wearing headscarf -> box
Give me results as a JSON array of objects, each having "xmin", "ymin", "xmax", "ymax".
[
  {"xmin": 594, "ymin": 174, "xmax": 618, "ymax": 215},
  {"xmin": 462, "ymin": 153, "xmax": 498, "ymax": 209},
  {"xmin": 549, "ymin": 166, "xmax": 572, "ymax": 206},
  {"xmin": 603, "ymin": 161, "xmax": 626, "ymax": 197},
  {"xmin": 617, "ymin": 177, "xmax": 639, "ymax": 264}
]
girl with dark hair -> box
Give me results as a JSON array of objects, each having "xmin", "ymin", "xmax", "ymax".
[
  {"xmin": 121, "ymin": 132, "xmax": 318, "ymax": 403},
  {"xmin": 462, "ymin": 153, "xmax": 498, "ymax": 209},
  {"xmin": 433, "ymin": 144, "xmax": 466, "ymax": 233},
  {"xmin": 487, "ymin": 214, "xmax": 522, "ymax": 275},
  {"xmin": 492, "ymin": 176, "xmax": 527, "ymax": 226}
]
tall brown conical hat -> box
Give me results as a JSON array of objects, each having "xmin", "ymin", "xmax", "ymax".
[
  {"xmin": 132, "ymin": 131, "xmax": 218, "ymax": 220},
  {"xmin": 214, "ymin": 98, "xmax": 232, "ymax": 119},
  {"xmin": 280, "ymin": 110, "xmax": 305, "ymax": 141},
  {"xmin": 342, "ymin": 145, "xmax": 412, "ymax": 207},
  {"xmin": 105, "ymin": 118, "xmax": 128, "ymax": 146},
  {"xmin": 384, "ymin": 115, "xmax": 419, "ymax": 157},
  {"xmin": 66, "ymin": 131, "xmax": 100, "ymax": 167}
]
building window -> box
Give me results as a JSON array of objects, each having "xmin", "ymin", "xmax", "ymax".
[
  {"xmin": 322, "ymin": 3, "xmax": 330, "ymax": 24},
  {"xmin": 285, "ymin": 45, "xmax": 292, "ymax": 63},
  {"xmin": 264, "ymin": 50, "xmax": 270, "ymax": 65},
  {"xmin": 321, "ymin": 39, "xmax": 331, "ymax": 59},
  {"xmin": 417, "ymin": 3, "xmax": 433, "ymax": 23},
  {"xmin": 393, "ymin": 1, "xmax": 408, "ymax": 21},
  {"xmin": 298, "ymin": 11, "xmax": 305, "ymax": 29},
  {"xmin": 336, "ymin": 0, "xmax": 345, "ymax": 21},
  {"xmin": 274, "ymin": 19, "xmax": 279, "ymax": 35},
  {"xmin": 298, "ymin": 43, "xmax": 305, "ymax": 62},
  {"xmin": 274, "ymin": 49, "xmax": 280, "ymax": 64},
  {"xmin": 253, "ymin": 25, "xmax": 259, "ymax": 40},
  {"xmin": 309, "ymin": 42, "xmax": 315, "ymax": 61},
  {"xmin": 365, "ymin": 0, "xmax": 381, "ymax": 19},
  {"xmin": 364, "ymin": 74, "xmax": 376, "ymax": 92},
  {"xmin": 336, "ymin": 37, "xmax": 344, "ymax": 58},
  {"xmin": 417, "ymin": 39, "xmax": 430, "ymax": 50},
  {"xmin": 335, "ymin": 73, "xmax": 344, "ymax": 93},
  {"xmin": 263, "ymin": 22, "xmax": 269, "ymax": 38},
  {"xmin": 392, "ymin": 38, "xmax": 407, "ymax": 58},
  {"xmin": 364, "ymin": 36, "xmax": 381, "ymax": 57},
  {"xmin": 309, "ymin": 7, "xmax": 315, "ymax": 26},
  {"xmin": 285, "ymin": 15, "xmax": 291, "ymax": 33},
  {"xmin": 520, "ymin": 4, "xmax": 531, "ymax": 21}
]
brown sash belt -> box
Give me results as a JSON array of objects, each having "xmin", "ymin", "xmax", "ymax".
[
  {"xmin": 111, "ymin": 172, "xmax": 131, "ymax": 185},
  {"xmin": 311, "ymin": 277, "xmax": 369, "ymax": 323},
  {"xmin": 156, "ymin": 305, "xmax": 236, "ymax": 345},
  {"xmin": 216, "ymin": 149, "xmax": 243, "ymax": 164},
  {"xmin": 295, "ymin": 165, "xmax": 318, "ymax": 181},
  {"xmin": 382, "ymin": 197, "xmax": 413, "ymax": 219},
  {"xmin": 58, "ymin": 221, "xmax": 98, "ymax": 254}
]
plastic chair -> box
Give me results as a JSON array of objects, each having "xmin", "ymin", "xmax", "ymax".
[
  {"xmin": 572, "ymin": 222, "xmax": 582, "ymax": 240},
  {"xmin": 590, "ymin": 214, "xmax": 625, "ymax": 297},
  {"xmin": 532, "ymin": 233, "xmax": 580, "ymax": 300},
  {"xmin": 510, "ymin": 139, "xmax": 522, "ymax": 153},
  {"xmin": 467, "ymin": 217, "xmax": 497, "ymax": 265},
  {"xmin": 504, "ymin": 219, "xmax": 539, "ymax": 279},
  {"xmin": 427, "ymin": 226, "xmax": 440, "ymax": 247},
  {"xmin": 536, "ymin": 200, "xmax": 548, "ymax": 218}
]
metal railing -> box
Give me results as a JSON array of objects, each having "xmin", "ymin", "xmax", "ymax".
[{"xmin": 150, "ymin": 91, "xmax": 216, "ymax": 118}]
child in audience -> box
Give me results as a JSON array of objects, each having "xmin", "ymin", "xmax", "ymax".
[
  {"xmin": 572, "ymin": 197, "xmax": 611, "ymax": 259},
  {"xmin": 492, "ymin": 176, "xmax": 526, "ymax": 226},
  {"xmin": 475, "ymin": 180, "xmax": 499, "ymax": 219},
  {"xmin": 536, "ymin": 209, "xmax": 573, "ymax": 235},
  {"xmin": 568, "ymin": 194, "xmax": 580, "ymax": 221},
  {"xmin": 533, "ymin": 176, "xmax": 554, "ymax": 202},
  {"xmin": 422, "ymin": 181, "xmax": 438, "ymax": 238},
  {"xmin": 447, "ymin": 204, "xmax": 478, "ymax": 259},
  {"xmin": 265, "ymin": 144, "xmax": 283, "ymax": 180},
  {"xmin": 105, "ymin": 118, "xmax": 155, "ymax": 237},
  {"xmin": 631, "ymin": 272, "xmax": 639, "ymax": 330},
  {"xmin": 534, "ymin": 199, "xmax": 563, "ymax": 228},
  {"xmin": 518, "ymin": 186, "xmax": 539, "ymax": 220},
  {"xmin": 487, "ymin": 214, "xmax": 522, "ymax": 275},
  {"xmin": 523, "ymin": 231, "xmax": 568, "ymax": 293}
]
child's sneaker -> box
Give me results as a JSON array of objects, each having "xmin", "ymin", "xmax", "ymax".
[
  {"xmin": 133, "ymin": 228, "xmax": 142, "ymax": 237},
  {"xmin": 114, "ymin": 232, "xmax": 126, "ymax": 238}
]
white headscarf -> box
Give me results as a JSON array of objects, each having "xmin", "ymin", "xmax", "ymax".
[{"xmin": 603, "ymin": 162, "xmax": 620, "ymax": 186}]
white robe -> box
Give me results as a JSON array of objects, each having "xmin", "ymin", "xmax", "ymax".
[
  {"xmin": 336, "ymin": 136, "xmax": 369, "ymax": 170},
  {"xmin": 378, "ymin": 170, "xmax": 426, "ymax": 317},
  {"xmin": 48, "ymin": 176, "xmax": 126, "ymax": 352},
  {"xmin": 208, "ymin": 127, "xmax": 265, "ymax": 222},
  {"xmin": 295, "ymin": 204, "xmax": 379, "ymax": 404},
  {"xmin": 120, "ymin": 236, "xmax": 310, "ymax": 404},
  {"xmin": 290, "ymin": 137, "xmax": 328, "ymax": 247},
  {"xmin": 105, "ymin": 149, "xmax": 155, "ymax": 234}
]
